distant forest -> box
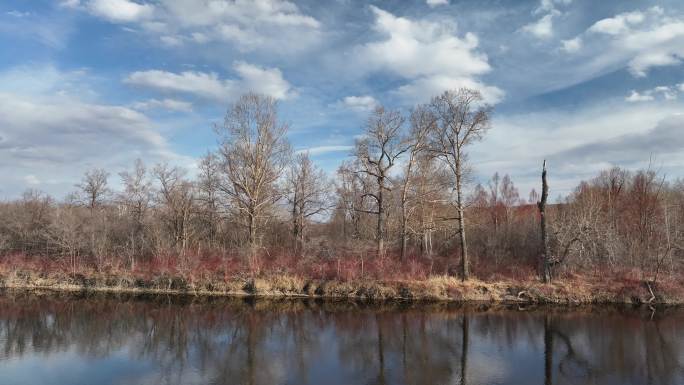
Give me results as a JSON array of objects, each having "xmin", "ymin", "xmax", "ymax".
[{"xmin": 1, "ymin": 89, "xmax": 682, "ymax": 284}]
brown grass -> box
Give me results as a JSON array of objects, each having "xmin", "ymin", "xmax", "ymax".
[{"xmin": 1, "ymin": 253, "xmax": 682, "ymax": 304}]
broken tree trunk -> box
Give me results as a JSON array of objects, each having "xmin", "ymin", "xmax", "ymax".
[{"xmin": 538, "ymin": 160, "xmax": 552, "ymax": 283}]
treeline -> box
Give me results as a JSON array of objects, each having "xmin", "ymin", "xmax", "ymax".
[{"xmin": 1, "ymin": 89, "xmax": 682, "ymax": 283}]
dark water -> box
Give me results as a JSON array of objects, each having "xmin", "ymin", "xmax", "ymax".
[{"xmin": 0, "ymin": 293, "xmax": 683, "ymax": 385}]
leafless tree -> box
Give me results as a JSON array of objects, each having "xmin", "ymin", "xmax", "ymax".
[
  {"xmin": 428, "ymin": 88, "xmax": 492, "ymax": 280},
  {"xmin": 355, "ymin": 106, "xmax": 409, "ymax": 257},
  {"xmin": 398, "ymin": 105, "xmax": 432, "ymax": 260},
  {"xmin": 197, "ymin": 152, "xmax": 223, "ymax": 248},
  {"xmin": 153, "ymin": 163, "xmax": 195, "ymax": 255},
  {"xmin": 118, "ymin": 159, "xmax": 152, "ymax": 266},
  {"xmin": 76, "ymin": 168, "xmax": 110, "ymax": 212},
  {"xmin": 287, "ymin": 152, "xmax": 331, "ymax": 255},
  {"xmin": 216, "ymin": 93, "xmax": 291, "ymax": 262}
]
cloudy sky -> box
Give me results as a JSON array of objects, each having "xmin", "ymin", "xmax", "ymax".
[{"xmin": 1, "ymin": 0, "xmax": 683, "ymax": 199}]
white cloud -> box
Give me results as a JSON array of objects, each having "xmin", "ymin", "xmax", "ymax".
[
  {"xmin": 160, "ymin": 35, "xmax": 183, "ymax": 47},
  {"xmin": 426, "ymin": 0, "xmax": 449, "ymax": 7},
  {"xmin": 6, "ymin": 10, "xmax": 31, "ymax": 18},
  {"xmin": 0, "ymin": 65, "xmax": 184, "ymax": 198},
  {"xmin": 626, "ymin": 85, "xmax": 680, "ymax": 102},
  {"xmin": 233, "ymin": 61, "xmax": 293, "ymax": 100},
  {"xmin": 625, "ymin": 90, "xmax": 654, "ymax": 102},
  {"xmin": 296, "ymin": 145, "xmax": 354, "ymax": 156},
  {"xmin": 534, "ymin": 0, "xmax": 572, "ymax": 15},
  {"xmin": 87, "ymin": 0, "xmax": 154, "ymax": 23},
  {"xmin": 561, "ymin": 36, "xmax": 582, "ymax": 53},
  {"xmin": 64, "ymin": 0, "xmax": 321, "ymax": 52},
  {"xmin": 563, "ymin": 6, "xmax": 684, "ymax": 77},
  {"xmin": 473, "ymin": 101, "xmax": 684, "ymax": 196},
  {"xmin": 124, "ymin": 62, "xmax": 293, "ymax": 102},
  {"xmin": 356, "ymin": 6, "xmax": 502, "ymax": 103},
  {"xmin": 522, "ymin": 11, "xmax": 559, "ymax": 39},
  {"xmin": 588, "ymin": 10, "xmax": 645, "ymax": 35},
  {"xmin": 524, "ymin": 0, "xmax": 572, "ymax": 40},
  {"xmin": 340, "ymin": 95, "xmax": 378, "ymax": 113},
  {"xmin": 132, "ymin": 98, "xmax": 193, "ymax": 112}
]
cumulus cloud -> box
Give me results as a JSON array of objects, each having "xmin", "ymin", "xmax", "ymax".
[
  {"xmin": 625, "ymin": 90, "xmax": 654, "ymax": 102},
  {"xmin": 523, "ymin": 0, "xmax": 572, "ymax": 39},
  {"xmin": 522, "ymin": 11, "xmax": 559, "ymax": 39},
  {"xmin": 63, "ymin": 0, "xmax": 321, "ymax": 52},
  {"xmin": 626, "ymin": 85, "xmax": 680, "ymax": 102},
  {"xmin": 561, "ymin": 36, "xmax": 582, "ymax": 52},
  {"xmin": 339, "ymin": 95, "xmax": 378, "ymax": 113},
  {"xmin": 89, "ymin": 0, "xmax": 154, "ymax": 22},
  {"xmin": 563, "ymin": 6, "xmax": 684, "ymax": 77},
  {"xmin": 124, "ymin": 62, "xmax": 293, "ymax": 102},
  {"xmin": 588, "ymin": 10, "xmax": 645, "ymax": 35},
  {"xmin": 356, "ymin": 6, "xmax": 502, "ymax": 103},
  {"xmin": 64, "ymin": 0, "xmax": 155, "ymax": 22}
]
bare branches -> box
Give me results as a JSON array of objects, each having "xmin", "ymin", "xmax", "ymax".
[{"xmin": 216, "ymin": 93, "xmax": 292, "ymax": 258}]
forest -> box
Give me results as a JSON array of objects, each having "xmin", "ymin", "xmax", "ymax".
[{"xmin": 1, "ymin": 89, "xmax": 683, "ymax": 302}]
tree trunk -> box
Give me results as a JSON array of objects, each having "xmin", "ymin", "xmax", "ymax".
[
  {"xmin": 456, "ymin": 168, "xmax": 469, "ymax": 281},
  {"xmin": 377, "ymin": 178, "xmax": 385, "ymax": 258},
  {"xmin": 400, "ymin": 203, "xmax": 408, "ymax": 261},
  {"xmin": 248, "ymin": 207, "xmax": 258, "ymax": 266},
  {"xmin": 538, "ymin": 160, "xmax": 551, "ymax": 283}
]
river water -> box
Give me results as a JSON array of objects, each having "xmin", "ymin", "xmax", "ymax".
[{"xmin": 0, "ymin": 292, "xmax": 682, "ymax": 385}]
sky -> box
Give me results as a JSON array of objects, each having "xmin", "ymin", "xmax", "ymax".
[{"xmin": 1, "ymin": 0, "xmax": 683, "ymax": 200}]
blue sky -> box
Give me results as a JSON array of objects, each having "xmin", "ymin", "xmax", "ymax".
[{"xmin": 1, "ymin": 0, "xmax": 683, "ymax": 199}]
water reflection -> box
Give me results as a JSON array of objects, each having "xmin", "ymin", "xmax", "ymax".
[{"xmin": 0, "ymin": 292, "xmax": 682, "ymax": 385}]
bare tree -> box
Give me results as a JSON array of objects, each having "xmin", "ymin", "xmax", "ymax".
[
  {"xmin": 335, "ymin": 160, "xmax": 368, "ymax": 244},
  {"xmin": 428, "ymin": 88, "xmax": 492, "ymax": 280},
  {"xmin": 118, "ymin": 159, "xmax": 152, "ymax": 266},
  {"xmin": 216, "ymin": 93, "xmax": 291, "ymax": 262},
  {"xmin": 355, "ymin": 106, "xmax": 409, "ymax": 258},
  {"xmin": 76, "ymin": 168, "xmax": 110, "ymax": 212},
  {"xmin": 197, "ymin": 152, "xmax": 223, "ymax": 248},
  {"xmin": 287, "ymin": 152, "xmax": 331, "ymax": 255},
  {"xmin": 398, "ymin": 105, "xmax": 432, "ymax": 260},
  {"xmin": 153, "ymin": 163, "xmax": 195, "ymax": 255}
]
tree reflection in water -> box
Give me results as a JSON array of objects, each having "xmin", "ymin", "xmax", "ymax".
[{"xmin": 0, "ymin": 293, "xmax": 683, "ymax": 385}]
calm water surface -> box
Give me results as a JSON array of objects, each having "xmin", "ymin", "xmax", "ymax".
[{"xmin": 0, "ymin": 292, "xmax": 682, "ymax": 385}]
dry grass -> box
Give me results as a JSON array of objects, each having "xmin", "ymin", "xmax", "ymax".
[{"xmin": 1, "ymin": 253, "xmax": 682, "ymax": 304}]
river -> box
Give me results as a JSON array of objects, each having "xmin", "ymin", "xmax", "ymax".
[{"xmin": 0, "ymin": 292, "xmax": 682, "ymax": 385}]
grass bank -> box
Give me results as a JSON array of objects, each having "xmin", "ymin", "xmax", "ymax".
[{"xmin": 1, "ymin": 267, "xmax": 682, "ymax": 305}]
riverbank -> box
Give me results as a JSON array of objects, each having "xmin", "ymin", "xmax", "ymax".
[{"xmin": 1, "ymin": 268, "xmax": 682, "ymax": 305}]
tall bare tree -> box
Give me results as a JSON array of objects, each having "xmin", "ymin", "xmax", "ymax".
[
  {"xmin": 287, "ymin": 152, "xmax": 331, "ymax": 254},
  {"xmin": 428, "ymin": 88, "xmax": 492, "ymax": 280},
  {"xmin": 153, "ymin": 163, "xmax": 195, "ymax": 255},
  {"xmin": 398, "ymin": 105, "xmax": 432, "ymax": 260},
  {"xmin": 118, "ymin": 159, "xmax": 152, "ymax": 266},
  {"xmin": 355, "ymin": 106, "xmax": 409, "ymax": 258},
  {"xmin": 197, "ymin": 152, "xmax": 222, "ymax": 248},
  {"xmin": 216, "ymin": 93, "xmax": 291, "ymax": 262}
]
